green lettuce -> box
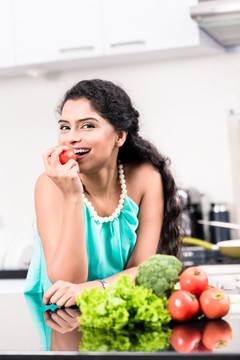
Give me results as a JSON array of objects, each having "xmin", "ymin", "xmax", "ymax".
[
  {"xmin": 76, "ymin": 274, "xmax": 171, "ymax": 330},
  {"xmin": 79, "ymin": 326, "xmax": 172, "ymax": 352}
]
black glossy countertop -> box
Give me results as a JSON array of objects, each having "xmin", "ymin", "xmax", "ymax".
[{"xmin": 0, "ymin": 291, "xmax": 240, "ymax": 359}]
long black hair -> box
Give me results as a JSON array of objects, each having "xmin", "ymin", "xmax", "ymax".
[{"xmin": 57, "ymin": 79, "xmax": 182, "ymax": 256}]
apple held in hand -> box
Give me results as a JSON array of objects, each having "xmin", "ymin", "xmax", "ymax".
[{"xmin": 59, "ymin": 146, "xmax": 76, "ymax": 165}]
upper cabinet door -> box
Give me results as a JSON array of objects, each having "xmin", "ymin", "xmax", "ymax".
[
  {"xmin": 0, "ymin": 1, "xmax": 15, "ymax": 67},
  {"xmin": 13, "ymin": 0, "xmax": 104, "ymax": 65},
  {"xmin": 102, "ymin": 0, "xmax": 199, "ymax": 55}
]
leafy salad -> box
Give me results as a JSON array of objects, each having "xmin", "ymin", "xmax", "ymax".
[
  {"xmin": 79, "ymin": 326, "xmax": 172, "ymax": 352},
  {"xmin": 76, "ymin": 274, "xmax": 171, "ymax": 330}
]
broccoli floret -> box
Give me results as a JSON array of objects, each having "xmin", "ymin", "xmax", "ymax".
[{"xmin": 135, "ymin": 254, "xmax": 182, "ymax": 298}]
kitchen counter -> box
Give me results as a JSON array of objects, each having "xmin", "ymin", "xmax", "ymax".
[{"xmin": 0, "ymin": 291, "xmax": 240, "ymax": 359}]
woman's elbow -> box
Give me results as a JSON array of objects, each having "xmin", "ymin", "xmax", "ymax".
[{"xmin": 47, "ymin": 264, "xmax": 88, "ymax": 284}]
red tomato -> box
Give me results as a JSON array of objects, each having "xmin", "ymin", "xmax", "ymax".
[
  {"xmin": 199, "ymin": 287, "xmax": 230, "ymax": 319},
  {"xmin": 170, "ymin": 323, "xmax": 201, "ymax": 353},
  {"xmin": 59, "ymin": 146, "xmax": 76, "ymax": 165},
  {"xmin": 167, "ymin": 290, "xmax": 200, "ymax": 322},
  {"xmin": 180, "ymin": 266, "xmax": 209, "ymax": 296},
  {"xmin": 202, "ymin": 319, "xmax": 232, "ymax": 349},
  {"xmin": 192, "ymin": 341, "xmax": 212, "ymax": 353}
]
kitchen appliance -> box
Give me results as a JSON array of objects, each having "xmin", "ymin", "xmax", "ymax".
[
  {"xmin": 209, "ymin": 202, "xmax": 231, "ymax": 243},
  {"xmin": 190, "ymin": 0, "xmax": 240, "ymax": 48},
  {"xmin": 178, "ymin": 188, "xmax": 205, "ymax": 240},
  {"xmin": 182, "ymin": 237, "xmax": 240, "ymax": 258}
]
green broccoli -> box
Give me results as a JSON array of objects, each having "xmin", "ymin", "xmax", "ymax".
[{"xmin": 135, "ymin": 254, "xmax": 182, "ymax": 298}]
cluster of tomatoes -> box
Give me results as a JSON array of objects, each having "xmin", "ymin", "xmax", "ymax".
[
  {"xmin": 170, "ymin": 318, "xmax": 232, "ymax": 353},
  {"xmin": 167, "ymin": 266, "xmax": 231, "ymax": 322},
  {"xmin": 167, "ymin": 266, "xmax": 232, "ymax": 352}
]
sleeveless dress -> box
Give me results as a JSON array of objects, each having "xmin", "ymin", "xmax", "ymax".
[{"xmin": 24, "ymin": 195, "xmax": 139, "ymax": 294}]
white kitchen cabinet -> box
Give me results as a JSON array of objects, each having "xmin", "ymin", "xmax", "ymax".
[
  {"xmin": 102, "ymin": 0, "xmax": 199, "ymax": 55},
  {"xmin": 13, "ymin": 0, "xmax": 103, "ymax": 65},
  {"xmin": 0, "ymin": 1, "xmax": 15, "ymax": 68},
  {"xmin": 0, "ymin": 0, "xmax": 223, "ymax": 78}
]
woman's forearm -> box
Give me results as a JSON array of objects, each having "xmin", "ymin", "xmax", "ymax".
[
  {"xmin": 43, "ymin": 267, "xmax": 139, "ymax": 307},
  {"xmin": 103, "ymin": 266, "xmax": 138, "ymax": 285},
  {"xmin": 48, "ymin": 196, "xmax": 88, "ymax": 284}
]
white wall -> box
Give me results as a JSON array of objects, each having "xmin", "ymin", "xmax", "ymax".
[{"xmin": 1, "ymin": 51, "xmax": 240, "ymax": 238}]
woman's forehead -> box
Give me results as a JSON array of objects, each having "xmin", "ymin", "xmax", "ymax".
[{"xmin": 61, "ymin": 98, "xmax": 99, "ymax": 120}]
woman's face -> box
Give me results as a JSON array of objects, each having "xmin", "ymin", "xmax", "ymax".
[{"xmin": 58, "ymin": 98, "xmax": 122, "ymax": 172}]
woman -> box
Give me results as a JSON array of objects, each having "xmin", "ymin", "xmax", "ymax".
[{"xmin": 24, "ymin": 79, "xmax": 181, "ymax": 307}]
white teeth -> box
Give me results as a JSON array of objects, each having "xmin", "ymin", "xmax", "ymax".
[{"xmin": 74, "ymin": 148, "xmax": 90, "ymax": 154}]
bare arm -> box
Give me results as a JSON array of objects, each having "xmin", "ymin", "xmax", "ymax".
[
  {"xmin": 126, "ymin": 164, "xmax": 164, "ymax": 268},
  {"xmin": 36, "ymin": 146, "xmax": 88, "ymax": 284},
  {"xmin": 43, "ymin": 266, "xmax": 138, "ymax": 307}
]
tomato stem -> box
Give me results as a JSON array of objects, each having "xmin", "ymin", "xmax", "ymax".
[{"xmin": 194, "ymin": 271, "xmax": 201, "ymax": 275}]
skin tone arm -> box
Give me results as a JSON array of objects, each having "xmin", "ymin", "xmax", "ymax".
[
  {"xmin": 42, "ymin": 164, "xmax": 163, "ymax": 307},
  {"xmin": 44, "ymin": 307, "xmax": 82, "ymax": 351},
  {"xmin": 36, "ymin": 145, "xmax": 88, "ymax": 284}
]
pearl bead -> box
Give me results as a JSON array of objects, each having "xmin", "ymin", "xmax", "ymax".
[{"xmin": 82, "ymin": 163, "xmax": 126, "ymax": 223}]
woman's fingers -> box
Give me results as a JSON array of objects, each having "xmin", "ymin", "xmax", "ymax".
[
  {"xmin": 43, "ymin": 145, "xmax": 69, "ymax": 171},
  {"xmin": 52, "ymin": 291, "xmax": 76, "ymax": 308},
  {"xmin": 50, "ymin": 145, "xmax": 70, "ymax": 165},
  {"xmin": 43, "ymin": 281, "xmax": 79, "ymax": 307},
  {"xmin": 43, "ymin": 308, "xmax": 81, "ymax": 333},
  {"xmin": 42, "ymin": 281, "xmax": 62, "ymax": 305},
  {"xmin": 63, "ymin": 307, "xmax": 81, "ymax": 318},
  {"xmin": 44, "ymin": 311, "xmax": 69, "ymax": 334}
]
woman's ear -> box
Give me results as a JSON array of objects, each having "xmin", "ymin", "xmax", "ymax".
[{"xmin": 116, "ymin": 131, "xmax": 128, "ymax": 147}]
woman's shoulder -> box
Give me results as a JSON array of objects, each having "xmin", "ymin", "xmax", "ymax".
[
  {"xmin": 35, "ymin": 172, "xmax": 52, "ymax": 188},
  {"xmin": 124, "ymin": 161, "xmax": 161, "ymax": 181},
  {"xmin": 124, "ymin": 162, "xmax": 162, "ymax": 206},
  {"xmin": 35, "ymin": 172, "xmax": 62, "ymax": 197}
]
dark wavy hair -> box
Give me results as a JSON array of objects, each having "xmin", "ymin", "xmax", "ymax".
[{"xmin": 57, "ymin": 79, "xmax": 182, "ymax": 256}]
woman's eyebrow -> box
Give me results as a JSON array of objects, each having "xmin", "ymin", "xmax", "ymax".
[{"xmin": 58, "ymin": 117, "xmax": 99, "ymax": 124}]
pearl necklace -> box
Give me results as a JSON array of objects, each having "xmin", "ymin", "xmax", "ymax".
[{"xmin": 82, "ymin": 163, "xmax": 127, "ymax": 223}]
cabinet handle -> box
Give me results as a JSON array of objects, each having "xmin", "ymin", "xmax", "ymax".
[
  {"xmin": 110, "ymin": 40, "xmax": 146, "ymax": 47},
  {"xmin": 59, "ymin": 45, "xmax": 95, "ymax": 53}
]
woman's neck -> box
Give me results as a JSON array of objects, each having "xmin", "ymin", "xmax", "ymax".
[{"xmin": 80, "ymin": 164, "xmax": 120, "ymax": 198}]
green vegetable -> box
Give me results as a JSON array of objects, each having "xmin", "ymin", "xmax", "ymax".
[
  {"xmin": 79, "ymin": 326, "xmax": 172, "ymax": 352},
  {"xmin": 76, "ymin": 274, "xmax": 171, "ymax": 330},
  {"xmin": 135, "ymin": 254, "xmax": 182, "ymax": 298}
]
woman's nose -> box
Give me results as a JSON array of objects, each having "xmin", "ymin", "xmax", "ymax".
[{"xmin": 67, "ymin": 129, "xmax": 82, "ymax": 144}]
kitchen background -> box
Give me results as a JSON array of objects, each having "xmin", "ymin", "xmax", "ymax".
[{"xmin": 1, "ymin": 0, "xmax": 240, "ymax": 269}]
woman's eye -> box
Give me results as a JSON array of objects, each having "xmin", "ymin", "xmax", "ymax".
[
  {"xmin": 82, "ymin": 123, "xmax": 95, "ymax": 129},
  {"xmin": 59, "ymin": 125, "xmax": 70, "ymax": 131}
]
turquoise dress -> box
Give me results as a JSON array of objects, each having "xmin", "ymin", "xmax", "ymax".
[{"xmin": 24, "ymin": 195, "xmax": 139, "ymax": 294}]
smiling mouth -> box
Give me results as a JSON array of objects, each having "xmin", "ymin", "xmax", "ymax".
[{"xmin": 74, "ymin": 148, "xmax": 91, "ymax": 156}]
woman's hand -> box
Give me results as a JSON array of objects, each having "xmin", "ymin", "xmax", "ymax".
[
  {"xmin": 43, "ymin": 280, "xmax": 100, "ymax": 307},
  {"xmin": 43, "ymin": 307, "xmax": 81, "ymax": 334},
  {"xmin": 43, "ymin": 307, "xmax": 82, "ymax": 350},
  {"xmin": 43, "ymin": 146, "xmax": 83, "ymax": 197}
]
